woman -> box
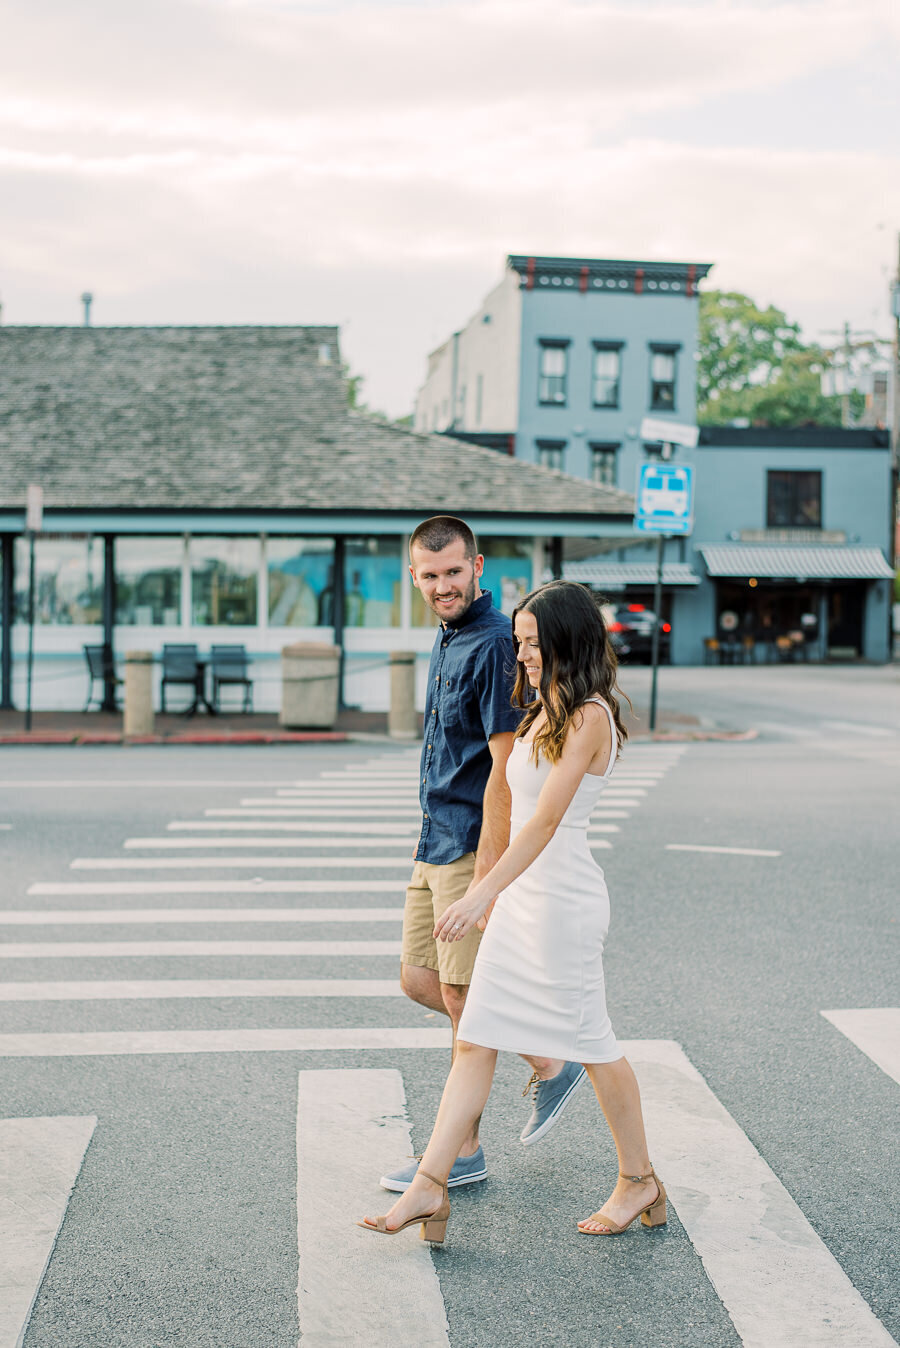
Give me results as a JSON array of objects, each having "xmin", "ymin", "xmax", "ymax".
[{"xmin": 359, "ymin": 581, "xmax": 665, "ymax": 1242}]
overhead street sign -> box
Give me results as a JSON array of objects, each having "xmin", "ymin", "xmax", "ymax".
[
  {"xmin": 639, "ymin": 417, "xmax": 700, "ymax": 449},
  {"xmin": 635, "ymin": 462, "xmax": 694, "ymax": 536}
]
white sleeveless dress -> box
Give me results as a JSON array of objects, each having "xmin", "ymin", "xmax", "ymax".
[{"xmin": 457, "ymin": 698, "xmax": 623, "ymax": 1064}]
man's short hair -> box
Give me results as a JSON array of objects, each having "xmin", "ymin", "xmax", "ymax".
[{"xmin": 409, "ymin": 516, "xmax": 478, "ymax": 562}]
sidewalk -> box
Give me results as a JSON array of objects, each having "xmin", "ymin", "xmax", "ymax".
[{"xmin": 0, "ymin": 703, "xmax": 752, "ymax": 745}]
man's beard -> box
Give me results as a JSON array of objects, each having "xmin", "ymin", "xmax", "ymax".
[{"xmin": 426, "ymin": 572, "xmax": 477, "ymax": 620}]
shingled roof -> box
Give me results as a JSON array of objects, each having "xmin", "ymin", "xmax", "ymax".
[{"xmin": 0, "ymin": 326, "xmax": 634, "ymax": 519}]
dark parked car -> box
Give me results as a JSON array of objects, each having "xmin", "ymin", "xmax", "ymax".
[{"xmin": 602, "ymin": 603, "xmax": 671, "ymax": 663}]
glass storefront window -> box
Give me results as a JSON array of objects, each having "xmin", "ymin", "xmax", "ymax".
[
  {"xmin": 190, "ymin": 537, "xmax": 260, "ymax": 626},
  {"xmin": 344, "ymin": 538, "xmax": 402, "ymax": 627},
  {"xmin": 14, "ymin": 536, "xmax": 103, "ymax": 624},
  {"xmin": 481, "ymin": 538, "xmax": 532, "ymax": 617},
  {"xmin": 268, "ymin": 538, "xmax": 335, "ymax": 627},
  {"xmin": 116, "ymin": 537, "xmax": 183, "ymax": 625}
]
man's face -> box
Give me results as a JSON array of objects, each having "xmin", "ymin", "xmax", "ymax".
[{"xmin": 409, "ymin": 538, "xmax": 484, "ymax": 624}]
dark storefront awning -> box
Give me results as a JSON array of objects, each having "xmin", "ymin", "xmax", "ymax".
[
  {"xmin": 564, "ymin": 561, "xmax": 700, "ymax": 588},
  {"xmin": 698, "ymin": 544, "xmax": 894, "ymax": 581}
]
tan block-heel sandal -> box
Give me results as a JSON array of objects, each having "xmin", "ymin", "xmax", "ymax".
[
  {"xmin": 577, "ymin": 1166, "xmax": 667, "ymax": 1236},
  {"xmin": 357, "ymin": 1168, "xmax": 450, "ymax": 1243}
]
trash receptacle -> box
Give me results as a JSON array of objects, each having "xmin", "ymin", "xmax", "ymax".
[{"xmin": 280, "ymin": 643, "xmax": 340, "ymax": 729}]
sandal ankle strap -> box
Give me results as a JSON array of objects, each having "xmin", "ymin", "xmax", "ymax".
[
  {"xmin": 619, "ymin": 1166, "xmax": 655, "ymax": 1182},
  {"xmin": 417, "ymin": 1167, "xmax": 445, "ymax": 1189}
]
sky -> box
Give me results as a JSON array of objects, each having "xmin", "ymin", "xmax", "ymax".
[{"xmin": 1, "ymin": 0, "xmax": 898, "ymax": 417}]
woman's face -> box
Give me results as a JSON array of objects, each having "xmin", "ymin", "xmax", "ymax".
[{"xmin": 514, "ymin": 609, "xmax": 542, "ymax": 690}]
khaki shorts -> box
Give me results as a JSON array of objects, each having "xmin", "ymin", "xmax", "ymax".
[{"xmin": 401, "ymin": 853, "xmax": 481, "ymax": 987}]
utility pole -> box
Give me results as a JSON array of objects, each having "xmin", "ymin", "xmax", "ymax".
[
  {"xmin": 892, "ymin": 233, "xmax": 900, "ymax": 469},
  {"xmin": 821, "ymin": 321, "xmax": 892, "ymax": 427}
]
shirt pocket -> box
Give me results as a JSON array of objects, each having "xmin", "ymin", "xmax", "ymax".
[{"xmin": 438, "ymin": 673, "xmax": 470, "ymax": 735}]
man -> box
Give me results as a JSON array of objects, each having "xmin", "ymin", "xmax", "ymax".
[{"xmin": 380, "ymin": 515, "xmax": 585, "ymax": 1193}]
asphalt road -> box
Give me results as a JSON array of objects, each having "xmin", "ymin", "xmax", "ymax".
[{"xmin": 1, "ymin": 667, "xmax": 898, "ymax": 1348}]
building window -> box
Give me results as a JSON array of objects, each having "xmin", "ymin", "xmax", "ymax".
[
  {"xmin": 592, "ymin": 343, "xmax": 622, "ymax": 408},
  {"xmin": 649, "ymin": 344, "xmax": 679, "ymax": 410},
  {"xmin": 537, "ymin": 439, "xmax": 566, "ymax": 471},
  {"xmin": 190, "ymin": 537, "xmax": 260, "ymax": 626},
  {"xmin": 767, "ymin": 471, "xmax": 822, "ymax": 528},
  {"xmin": 14, "ymin": 536, "xmax": 104, "ymax": 625},
  {"xmin": 267, "ymin": 538, "xmax": 335, "ymax": 626},
  {"xmin": 590, "ymin": 443, "xmax": 619, "ymax": 486},
  {"xmin": 116, "ymin": 537, "xmax": 183, "ymax": 625},
  {"xmin": 344, "ymin": 537, "xmax": 402, "ymax": 627},
  {"xmin": 538, "ymin": 340, "xmax": 569, "ymax": 405}
]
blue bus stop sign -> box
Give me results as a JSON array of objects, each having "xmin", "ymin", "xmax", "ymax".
[{"xmin": 635, "ymin": 463, "xmax": 694, "ymax": 535}]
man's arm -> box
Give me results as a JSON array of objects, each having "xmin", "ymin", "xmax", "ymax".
[{"xmin": 472, "ymin": 730, "xmax": 515, "ymax": 884}]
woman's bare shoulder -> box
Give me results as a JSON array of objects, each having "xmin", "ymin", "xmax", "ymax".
[{"xmin": 566, "ymin": 699, "xmax": 611, "ymax": 746}]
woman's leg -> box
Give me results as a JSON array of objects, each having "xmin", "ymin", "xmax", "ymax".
[
  {"xmin": 363, "ymin": 1040, "xmax": 498, "ymax": 1231},
  {"xmin": 578, "ymin": 1056, "xmax": 659, "ymax": 1233}
]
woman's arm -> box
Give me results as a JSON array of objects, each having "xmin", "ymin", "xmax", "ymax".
[{"xmin": 434, "ymin": 703, "xmax": 611, "ymax": 942}]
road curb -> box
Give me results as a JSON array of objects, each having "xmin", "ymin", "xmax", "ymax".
[{"xmin": 0, "ymin": 731, "xmax": 349, "ymax": 747}]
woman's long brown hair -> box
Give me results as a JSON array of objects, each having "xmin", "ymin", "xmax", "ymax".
[{"xmin": 511, "ymin": 581, "xmax": 629, "ymax": 764}]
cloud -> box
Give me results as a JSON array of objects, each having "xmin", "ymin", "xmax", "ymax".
[{"xmin": 0, "ymin": 0, "xmax": 897, "ymax": 412}]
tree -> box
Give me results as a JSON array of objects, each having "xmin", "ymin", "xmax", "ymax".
[{"xmin": 697, "ymin": 290, "xmax": 863, "ymax": 427}]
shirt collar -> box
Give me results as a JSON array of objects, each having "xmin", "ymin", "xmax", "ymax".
[{"xmin": 444, "ymin": 589, "xmax": 494, "ymax": 631}]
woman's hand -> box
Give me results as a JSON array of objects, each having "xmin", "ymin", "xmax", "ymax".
[{"xmin": 434, "ymin": 882, "xmax": 494, "ymax": 942}]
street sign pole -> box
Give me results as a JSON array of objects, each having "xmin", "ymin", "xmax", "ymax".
[
  {"xmin": 24, "ymin": 485, "xmax": 43, "ymax": 734},
  {"xmin": 634, "ymin": 427, "xmax": 697, "ymax": 738},
  {"xmin": 648, "ymin": 532, "xmax": 665, "ymax": 732}
]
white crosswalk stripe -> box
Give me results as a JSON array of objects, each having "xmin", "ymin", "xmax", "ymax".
[
  {"xmin": 0, "ymin": 978, "xmax": 404, "ymax": 1002},
  {"xmin": 0, "ymin": 907, "xmax": 405, "ymax": 925},
  {"xmin": 0, "ymin": 1116, "xmax": 97, "ymax": 1348},
  {"xmin": 821, "ymin": 1008, "xmax": 900, "ymax": 1088},
  {"xmin": 0, "ymin": 939, "xmax": 403, "ymax": 959},
  {"xmin": 70, "ymin": 856, "xmax": 416, "ymax": 869}
]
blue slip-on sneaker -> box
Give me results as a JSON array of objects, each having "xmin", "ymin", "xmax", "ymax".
[
  {"xmin": 520, "ymin": 1062, "xmax": 588, "ymax": 1146},
  {"xmin": 379, "ymin": 1145, "xmax": 487, "ymax": 1193}
]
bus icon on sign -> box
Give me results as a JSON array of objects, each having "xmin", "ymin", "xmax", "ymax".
[{"xmin": 635, "ymin": 463, "xmax": 694, "ymax": 534}]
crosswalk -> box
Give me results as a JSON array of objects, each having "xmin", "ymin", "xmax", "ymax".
[{"xmin": 1, "ymin": 744, "xmax": 897, "ymax": 1347}]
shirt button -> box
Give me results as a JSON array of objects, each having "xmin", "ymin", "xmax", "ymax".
[
  {"xmin": 427, "ymin": 744, "xmax": 431, "ymax": 749},
  {"xmin": 446, "ymin": 679, "xmax": 450, "ymax": 686},
  {"xmin": 424, "ymin": 814, "xmax": 428, "ymax": 819},
  {"xmin": 432, "ymin": 708, "xmax": 436, "ymax": 715}
]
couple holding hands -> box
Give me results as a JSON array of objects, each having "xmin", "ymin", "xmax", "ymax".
[{"xmin": 358, "ymin": 516, "xmax": 664, "ymax": 1245}]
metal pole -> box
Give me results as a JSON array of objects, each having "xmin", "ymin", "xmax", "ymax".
[
  {"xmin": 0, "ymin": 534, "xmax": 13, "ymax": 709},
  {"xmin": 332, "ymin": 536, "xmax": 346, "ymax": 710},
  {"xmin": 24, "ymin": 531, "xmax": 36, "ymax": 732},
  {"xmin": 648, "ymin": 533, "xmax": 665, "ymax": 733},
  {"xmin": 101, "ymin": 535, "xmax": 117, "ymax": 711}
]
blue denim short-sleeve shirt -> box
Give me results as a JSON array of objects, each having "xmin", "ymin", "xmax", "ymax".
[{"xmin": 415, "ymin": 590, "xmax": 522, "ymax": 866}]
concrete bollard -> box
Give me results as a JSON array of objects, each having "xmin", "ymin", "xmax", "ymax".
[
  {"xmin": 124, "ymin": 651, "xmax": 155, "ymax": 737},
  {"xmin": 281, "ymin": 643, "xmax": 340, "ymax": 728},
  {"xmin": 388, "ymin": 651, "xmax": 418, "ymax": 740}
]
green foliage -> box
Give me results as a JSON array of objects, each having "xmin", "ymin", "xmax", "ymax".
[{"xmin": 697, "ymin": 290, "xmax": 860, "ymax": 427}]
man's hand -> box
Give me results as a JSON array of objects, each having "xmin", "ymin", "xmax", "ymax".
[{"xmin": 475, "ymin": 898, "xmax": 498, "ymax": 932}]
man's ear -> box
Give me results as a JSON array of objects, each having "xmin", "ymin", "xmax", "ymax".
[
  {"xmin": 409, "ymin": 564, "xmax": 420, "ymax": 590},
  {"xmin": 473, "ymin": 553, "xmax": 485, "ymax": 579}
]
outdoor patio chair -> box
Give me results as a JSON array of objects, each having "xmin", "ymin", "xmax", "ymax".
[
  {"xmin": 161, "ymin": 644, "xmax": 202, "ymax": 712},
  {"xmin": 210, "ymin": 644, "xmax": 253, "ymax": 713},
  {"xmin": 83, "ymin": 644, "xmax": 121, "ymax": 711}
]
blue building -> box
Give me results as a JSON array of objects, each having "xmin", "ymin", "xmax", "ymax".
[
  {"xmin": 416, "ymin": 256, "xmax": 895, "ymax": 664},
  {"xmin": 414, "ymin": 253, "xmax": 711, "ymax": 488}
]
